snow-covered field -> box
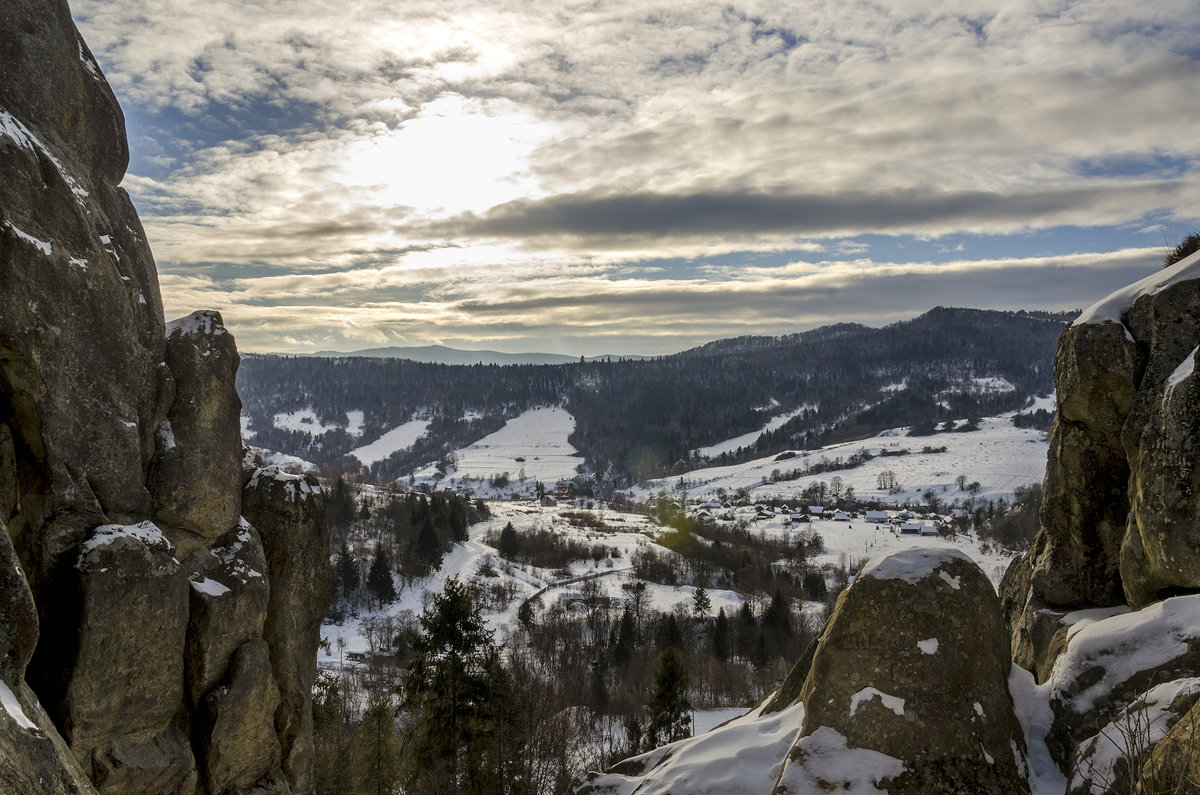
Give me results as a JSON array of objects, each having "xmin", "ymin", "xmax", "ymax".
[
  {"xmin": 412, "ymin": 406, "xmax": 584, "ymax": 488},
  {"xmin": 639, "ymin": 396, "xmax": 1054, "ymax": 507},
  {"xmin": 349, "ymin": 419, "xmax": 431, "ymax": 466},
  {"xmin": 693, "ymin": 404, "xmax": 814, "ymax": 459}
]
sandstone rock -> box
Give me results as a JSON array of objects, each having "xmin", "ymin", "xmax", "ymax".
[
  {"xmin": 0, "ymin": 517, "xmax": 38, "ymax": 684},
  {"xmin": 199, "ymin": 639, "xmax": 284, "ymax": 794},
  {"xmin": 243, "ymin": 467, "xmax": 329, "ymax": 792},
  {"xmin": 148, "ymin": 311, "xmax": 243, "ymax": 541},
  {"xmin": 1139, "ymin": 690, "xmax": 1200, "ymax": 792},
  {"xmin": 184, "ymin": 519, "xmax": 270, "ymax": 708},
  {"xmin": 28, "ymin": 522, "xmax": 193, "ymax": 791},
  {"xmin": 1046, "ymin": 595, "xmax": 1200, "ymax": 769},
  {"xmin": 1119, "ymin": 279, "xmax": 1200, "ymax": 607},
  {"xmin": 1, "ymin": 0, "xmax": 168, "ymax": 592},
  {"xmin": 777, "ymin": 547, "xmax": 1028, "ymax": 794},
  {"xmin": 0, "ymin": 3, "xmax": 324, "ymax": 791},
  {"xmin": 0, "ymin": 677, "xmax": 97, "ymax": 794},
  {"xmin": 1022, "ymin": 321, "xmax": 1138, "ymax": 611}
]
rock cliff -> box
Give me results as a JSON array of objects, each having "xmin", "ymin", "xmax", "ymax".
[{"xmin": 0, "ymin": 1, "xmax": 329, "ymax": 792}]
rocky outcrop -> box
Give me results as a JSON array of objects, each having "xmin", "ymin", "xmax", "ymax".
[
  {"xmin": 244, "ymin": 466, "xmax": 330, "ymax": 793},
  {"xmin": 776, "ymin": 547, "xmax": 1028, "ymax": 794},
  {"xmin": 149, "ymin": 310, "xmax": 244, "ymax": 543},
  {"xmin": 0, "ymin": 1, "xmax": 329, "ymax": 792},
  {"xmin": 1002, "ymin": 255, "xmax": 1200, "ymax": 678}
]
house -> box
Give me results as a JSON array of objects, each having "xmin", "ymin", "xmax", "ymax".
[
  {"xmin": 790, "ymin": 511, "xmax": 809, "ymax": 523},
  {"xmin": 808, "ymin": 505, "xmax": 825, "ymax": 516},
  {"xmin": 920, "ymin": 524, "xmax": 940, "ymax": 536},
  {"xmin": 833, "ymin": 510, "xmax": 851, "ymax": 522},
  {"xmin": 541, "ymin": 495, "xmax": 558, "ymax": 507},
  {"xmin": 554, "ymin": 481, "xmax": 573, "ymax": 499},
  {"xmin": 865, "ymin": 510, "xmax": 891, "ymax": 523},
  {"xmin": 900, "ymin": 521, "xmax": 923, "ymax": 534}
]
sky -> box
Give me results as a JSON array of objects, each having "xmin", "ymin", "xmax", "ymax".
[{"xmin": 70, "ymin": 0, "xmax": 1200, "ymax": 356}]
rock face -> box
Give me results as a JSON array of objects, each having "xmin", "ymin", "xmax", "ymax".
[
  {"xmin": 1002, "ymin": 255, "xmax": 1200, "ymax": 680},
  {"xmin": 0, "ymin": 2, "xmax": 329, "ymax": 792},
  {"xmin": 776, "ymin": 547, "xmax": 1028, "ymax": 794}
]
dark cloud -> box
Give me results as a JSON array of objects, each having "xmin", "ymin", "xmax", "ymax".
[{"xmin": 434, "ymin": 181, "xmax": 1187, "ymax": 243}]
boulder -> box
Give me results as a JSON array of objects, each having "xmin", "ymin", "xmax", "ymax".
[
  {"xmin": 777, "ymin": 547, "xmax": 1028, "ymax": 794},
  {"xmin": 243, "ymin": 467, "xmax": 329, "ymax": 792},
  {"xmin": 148, "ymin": 311, "xmax": 243, "ymax": 541}
]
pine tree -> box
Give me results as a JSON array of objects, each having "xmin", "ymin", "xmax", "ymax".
[
  {"xmin": 692, "ymin": 586, "xmax": 711, "ymax": 617},
  {"xmin": 366, "ymin": 544, "xmax": 396, "ymax": 607},
  {"xmin": 401, "ymin": 577, "xmax": 523, "ymax": 792},
  {"xmin": 645, "ymin": 648, "xmax": 692, "ymax": 749},
  {"xmin": 354, "ymin": 692, "xmax": 402, "ymax": 795},
  {"xmin": 712, "ymin": 607, "xmax": 731, "ymax": 661},
  {"xmin": 497, "ymin": 521, "xmax": 519, "ymax": 560},
  {"xmin": 334, "ymin": 541, "xmax": 359, "ymax": 599}
]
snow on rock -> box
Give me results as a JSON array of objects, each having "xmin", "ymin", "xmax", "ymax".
[
  {"xmin": 165, "ymin": 309, "xmax": 226, "ymax": 337},
  {"xmin": 1049, "ymin": 595, "xmax": 1200, "ymax": 716},
  {"xmin": 0, "ymin": 107, "xmax": 88, "ymax": 202},
  {"xmin": 918, "ymin": 638, "xmax": 939, "ymax": 654},
  {"xmin": 350, "ymin": 418, "xmax": 430, "ymax": 466},
  {"xmin": 0, "ymin": 680, "xmax": 37, "ymax": 732},
  {"xmin": 776, "ymin": 726, "xmax": 906, "ymax": 794},
  {"xmin": 1069, "ymin": 677, "xmax": 1200, "ymax": 795},
  {"xmin": 189, "ymin": 577, "xmax": 232, "ymax": 597},
  {"xmin": 2, "ymin": 220, "xmax": 52, "ymax": 255},
  {"xmin": 858, "ymin": 546, "xmax": 975, "ymax": 586},
  {"xmin": 1162, "ymin": 345, "xmax": 1199, "ymax": 408},
  {"xmin": 78, "ymin": 520, "xmax": 172, "ymax": 559},
  {"xmin": 579, "ymin": 701, "xmax": 805, "ymax": 795},
  {"xmin": 249, "ymin": 465, "xmax": 320, "ymax": 502},
  {"xmin": 849, "ymin": 687, "xmax": 905, "ymax": 718},
  {"xmin": 1074, "ymin": 249, "xmax": 1200, "ymax": 329},
  {"xmin": 1009, "ymin": 665, "xmax": 1062, "ymax": 795}
]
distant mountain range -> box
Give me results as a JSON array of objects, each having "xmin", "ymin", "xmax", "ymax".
[
  {"xmin": 308, "ymin": 344, "xmax": 647, "ymax": 366},
  {"xmin": 239, "ymin": 307, "xmax": 1071, "ymax": 486}
]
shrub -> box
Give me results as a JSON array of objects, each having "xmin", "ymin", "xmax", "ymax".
[{"xmin": 1164, "ymin": 232, "xmax": 1200, "ymax": 268}]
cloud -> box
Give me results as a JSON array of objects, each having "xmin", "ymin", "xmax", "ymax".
[{"xmin": 69, "ymin": 0, "xmax": 1200, "ymax": 353}]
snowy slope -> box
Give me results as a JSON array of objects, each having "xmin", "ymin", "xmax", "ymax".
[
  {"xmin": 638, "ymin": 397, "xmax": 1053, "ymax": 507},
  {"xmin": 412, "ymin": 406, "xmax": 584, "ymax": 488}
]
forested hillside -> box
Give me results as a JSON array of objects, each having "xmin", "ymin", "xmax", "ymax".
[{"xmin": 238, "ymin": 307, "xmax": 1070, "ymax": 485}]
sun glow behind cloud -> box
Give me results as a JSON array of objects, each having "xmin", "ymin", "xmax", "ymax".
[{"xmin": 70, "ymin": 0, "xmax": 1200, "ymax": 354}]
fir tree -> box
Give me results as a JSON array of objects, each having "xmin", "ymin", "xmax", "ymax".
[
  {"xmin": 334, "ymin": 541, "xmax": 359, "ymax": 599},
  {"xmin": 366, "ymin": 544, "xmax": 396, "ymax": 607},
  {"xmin": 401, "ymin": 577, "xmax": 523, "ymax": 792},
  {"xmin": 692, "ymin": 585, "xmax": 711, "ymax": 617},
  {"xmin": 712, "ymin": 607, "xmax": 731, "ymax": 661},
  {"xmin": 497, "ymin": 521, "xmax": 519, "ymax": 560},
  {"xmin": 645, "ymin": 648, "xmax": 692, "ymax": 749}
]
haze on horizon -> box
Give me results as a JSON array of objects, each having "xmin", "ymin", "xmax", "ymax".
[{"xmin": 71, "ymin": 0, "xmax": 1200, "ymax": 356}]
